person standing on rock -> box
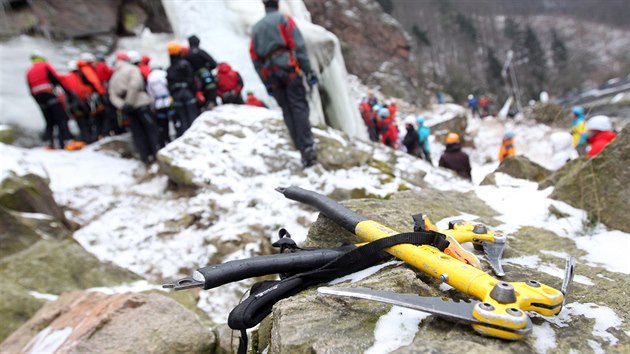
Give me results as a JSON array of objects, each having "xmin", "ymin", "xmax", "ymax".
[
  {"xmin": 108, "ymin": 53, "xmax": 160, "ymax": 165},
  {"xmin": 26, "ymin": 52, "xmax": 73, "ymax": 150},
  {"xmin": 416, "ymin": 116, "xmax": 432, "ymax": 164},
  {"xmin": 250, "ymin": 0, "xmax": 319, "ymax": 168},
  {"xmin": 439, "ymin": 132, "xmax": 472, "ymax": 181}
]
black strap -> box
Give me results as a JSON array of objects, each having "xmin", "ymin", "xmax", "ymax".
[{"xmin": 228, "ymin": 230, "xmax": 448, "ymax": 352}]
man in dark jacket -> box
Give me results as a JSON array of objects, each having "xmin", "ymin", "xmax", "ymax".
[
  {"xmin": 402, "ymin": 118, "xmax": 421, "ymax": 158},
  {"xmin": 26, "ymin": 52, "xmax": 73, "ymax": 149},
  {"xmin": 186, "ymin": 35, "xmax": 218, "ymax": 110},
  {"xmin": 250, "ymin": 0, "xmax": 318, "ymax": 167},
  {"xmin": 166, "ymin": 41, "xmax": 200, "ymax": 136},
  {"xmin": 439, "ymin": 132, "xmax": 472, "ymax": 181}
]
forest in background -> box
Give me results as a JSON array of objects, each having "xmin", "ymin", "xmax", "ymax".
[{"xmin": 380, "ymin": 0, "xmax": 630, "ymax": 103}]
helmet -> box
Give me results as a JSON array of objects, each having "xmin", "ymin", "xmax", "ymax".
[
  {"xmin": 378, "ymin": 107, "xmax": 390, "ymax": 118},
  {"xmin": 30, "ymin": 51, "xmax": 45, "ymax": 62},
  {"xmin": 586, "ymin": 115, "xmax": 612, "ymax": 131},
  {"xmin": 167, "ymin": 41, "xmax": 182, "ymax": 55},
  {"xmin": 446, "ymin": 132, "xmax": 460, "ymax": 144},
  {"xmin": 115, "ymin": 52, "xmax": 130, "ymax": 62},
  {"xmin": 246, "ymin": 90, "xmax": 254, "ymax": 95},
  {"xmin": 571, "ymin": 106, "xmax": 585, "ymax": 118},
  {"xmin": 404, "ymin": 115, "xmax": 416, "ymax": 125},
  {"xmin": 67, "ymin": 60, "xmax": 78, "ymax": 71},
  {"xmin": 79, "ymin": 52, "xmax": 95, "ymax": 62},
  {"xmin": 504, "ymin": 130, "xmax": 515, "ymax": 139},
  {"xmin": 127, "ymin": 50, "xmax": 141, "ymax": 64},
  {"xmin": 468, "ymin": 94, "xmax": 474, "ymax": 100},
  {"xmin": 95, "ymin": 53, "xmax": 106, "ymax": 62},
  {"xmin": 372, "ymin": 104, "xmax": 381, "ymax": 112},
  {"xmin": 416, "ymin": 116, "xmax": 425, "ymax": 126},
  {"xmin": 263, "ymin": 0, "xmax": 279, "ymax": 8}
]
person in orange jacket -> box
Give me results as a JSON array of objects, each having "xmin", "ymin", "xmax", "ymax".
[
  {"xmin": 498, "ymin": 130, "xmax": 516, "ymax": 161},
  {"xmin": 245, "ymin": 91, "xmax": 267, "ymax": 107},
  {"xmin": 26, "ymin": 52, "xmax": 73, "ymax": 149},
  {"xmin": 61, "ymin": 60, "xmax": 95, "ymax": 144}
]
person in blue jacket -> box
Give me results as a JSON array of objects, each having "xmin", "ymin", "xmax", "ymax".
[
  {"xmin": 467, "ymin": 94, "xmax": 479, "ymax": 118},
  {"xmin": 570, "ymin": 106, "xmax": 588, "ymax": 156},
  {"xmin": 416, "ymin": 117, "xmax": 432, "ymax": 163}
]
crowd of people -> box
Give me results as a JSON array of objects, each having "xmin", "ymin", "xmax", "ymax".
[
  {"xmin": 26, "ymin": 36, "xmax": 266, "ymax": 165},
  {"xmin": 356, "ymin": 88, "xmax": 619, "ymax": 182}
]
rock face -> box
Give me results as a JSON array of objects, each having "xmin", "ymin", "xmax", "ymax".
[
  {"xmin": 0, "ymin": 292, "xmax": 213, "ymax": 354},
  {"xmin": 0, "ymin": 172, "xmax": 70, "ymax": 229},
  {"xmin": 254, "ymin": 195, "xmax": 630, "ymax": 353},
  {"xmin": 482, "ymin": 156, "xmax": 551, "ymax": 185},
  {"xmin": 550, "ymin": 127, "xmax": 629, "ymax": 232},
  {"xmin": 428, "ymin": 109, "xmax": 468, "ymax": 143},
  {"xmin": 304, "ymin": 0, "xmax": 421, "ymax": 103},
  {"xmin": 1, "ymin": 0, "xmax": 171, "ymax": 39}
]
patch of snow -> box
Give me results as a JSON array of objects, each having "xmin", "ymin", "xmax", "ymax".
[
  {"xmin": 86, "ymin": 281, "xmax": 164, "ymax": 295},
  {"xmin": 0, "ymin": 143, "xmax": 48, "ymax": 182},
  {"xmin": 573, "ymin": 228, "xmax": 630, "ymax": 274},
  {"xmin": 543, "ymin": 302, "xmax": 622, "ymax": 346},
  {"xmin": 533, "ymin": 322, "xmax": 557, "ymax": 354},
  {"xmin": 329, "ymin": 261, "xmax": 401, "ymax": 285},
  {"xmin": 366, "ymin": 305, "xmax": 430, "ymax": 354},
  {"xmin": 28, "ymin": 291, "xmax": 59, "ymax": 302},
  {"xmin": 24, "ymin": 326, "xmax": 73, "ymax": 354}
]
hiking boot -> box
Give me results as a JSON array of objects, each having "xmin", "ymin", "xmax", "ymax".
[{"xmin": 301, "ymin": 146, "xmax": 317, "ymax": 168}]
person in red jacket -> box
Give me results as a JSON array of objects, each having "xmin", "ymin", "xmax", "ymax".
[
  {"xmin": 93, "ymin": 53, "xmax": 113, "ymax": 85},
  {"xmin": 26, "ymin": 52, "xmax": 73, "ymax": 149},
  {"xmin": 358, "ymin": 98, "xmax": 377, "ymax": 142},
  {"xmin": 245, "ymin": 91, "xmax": 267, "ymax": 107},
  {"xmin": 377, "ymin": 107, "xmax": 398, "ymax": 148},
  {"xmin": 585, "ymin": 115, "xmax": 617, "ymax": 157},
  {"xmin": 61, "ymin": 60, "xmax": 94, "ymax": 143},
  {"xmin": 216, "ymin": 62, "xmax": 244, "ymax": 104}
]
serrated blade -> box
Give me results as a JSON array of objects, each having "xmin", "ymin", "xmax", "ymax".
[
  {"xmin": 318, "ymin": 287, "xmax": 480, "ymax": 325},
  {"xmin": 482, "ymin": 241, "xmax": 506, "ymax": 277}
]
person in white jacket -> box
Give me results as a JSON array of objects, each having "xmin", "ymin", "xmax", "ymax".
[
  {"xmin": 109, "ymin": 52, "xmax": 160, "ymax": 164},
  {"xmin": 549, "ymin": 131, "xmax": 578, "ymax": 170},
  {"xmin": 147, "ymin": 68, "xmax": 175, "ymax": 145}
]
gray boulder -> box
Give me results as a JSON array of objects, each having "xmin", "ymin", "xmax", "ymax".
[
  {"xmin": 429, "ymin": 111, "xmax": 468, "ymax": 143},
  {"xmin": 550, "ymin": 127, "xmax": 629, "ymax": 232},
  {"xmin": 0, "ymin": 207, "xmax": 41, "ymax": 259},
  {"xmin": 0, "ymin": 292, "xmax": 213, "ymax": 354},
  {"xmin": 259, "ymin": 196, "xmax": 630, "ymax": 353},
  {"xmin": 0, "ymin": 172, "xmax": 72, "ymax": 229},
  {"xmin": 482, "ymin": 156, "xmax": 551, "ymax": 185}
]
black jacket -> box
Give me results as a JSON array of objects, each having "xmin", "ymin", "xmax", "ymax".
[
  {"xmin": 402, "ymin": 126, "xmax": 421, "ymax": 157},
  {"xmin": 439, "ymin": 143, "xmax": 472, "ymax": 180},
  {"xmin": 186, "ymin": 46, "xmax": 217, "ymax": 73},
  {"xmin": 167, "ymin": 56, "xmax": 196, "ymax": 93}
]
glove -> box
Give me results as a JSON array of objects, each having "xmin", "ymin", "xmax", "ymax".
[
  {"xmin": 306, "ymin": 72, "xmax": 318, "ymax": 87},
  {"xmin": 121, "ymin": 103, "xmax": 135, "ymax": 115}
]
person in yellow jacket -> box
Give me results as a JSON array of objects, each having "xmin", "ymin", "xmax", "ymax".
[
  {"xmin": 569, "ymin": 106, "xmax": 588, "ymax": 155},
  {"xmin": 498, "ymin": 130, "xmax": 516, "ymax": 161}
]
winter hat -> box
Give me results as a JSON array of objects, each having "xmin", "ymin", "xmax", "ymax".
[
  {"xmin": 263, "ymin": 0, "xmax": 279, "ymax": 9},
  {"xmin": 416, "ymin": 116, "xmax": 425, "ymax": 126},
  {"xmin": 586, "ymin": 115, "xmax": 612, "ymax": 132},
  {"xmin": 446, "ymin": 132, "xmax": 460, "ymax": 144},
  {"xmin": 378, "ymin": 107, "xmax": 390, "ymax": 118},
  {"xmin": 571, "ymin": 106, "xmax": 585, "ymax": 118},
  {"xmin": 30, "ymin": 51, "xmax": 45, "ymax": 63},
  {"xmin": 127, "ymin": 50, "xmax": 141, "ymax": 64},
  {"xmin": 115, "ymin": 52, "xmax": 130, "ymax": 62},
  {"xmin": 141, "ymin": 55, "xmax": 151, "ymax": 65},
  {"xmin": 188, "ymin": 35, "xmax": 200, "ymax": 47},
  {"xmin": 79, "ymin": 52, "xmax": 95, "ymax": 62}
]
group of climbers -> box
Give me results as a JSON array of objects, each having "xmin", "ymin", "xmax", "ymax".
[
  {"xmin": 569, "ymin": 106, "xmax": 617, "ymax": 158},
  {"xmin": 26, "ymin": 33, "xmax": 270, "ymax": 164},
  {"xmin": 357, "ymin": 95, "xmax": 399, "ymax": 147},
  {"xmin": 26, "ymin": 51, "xmax": 122, "ymax": 150}
]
